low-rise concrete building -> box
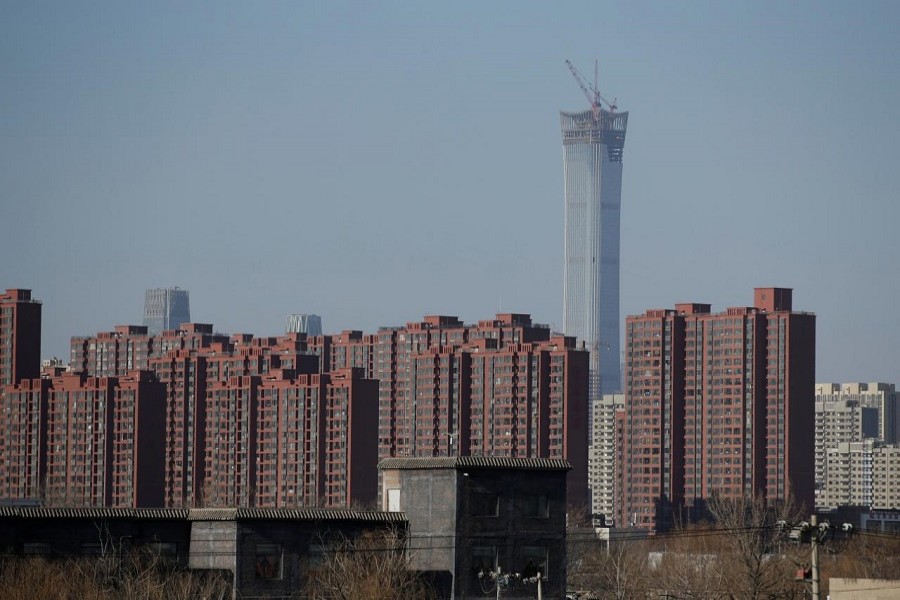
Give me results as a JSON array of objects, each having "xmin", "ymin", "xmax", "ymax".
[
  {"xmin": 379, "ymin": 456, "xmax": 570, "ymax": 600},
  {"xmin": 0, "ymin": 506, "xmax": 406, "ymax": 598}
]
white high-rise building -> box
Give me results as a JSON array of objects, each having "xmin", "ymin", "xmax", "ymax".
[
  {"xmin": 588, "ymin": 393, "xmax": 623, "ymax": 525},
  {"xmin": 815, "ymin": 382, "xmax": 900, "ymax": 509},
  {"xmin": 561, "ymin": 96, "xmax": 628, "ymax": 399},
  {"xmin": 819, "ymin": 440, "xmax": 900, "ymax": 509},
  {"xmin": 816, "ymin": 382, "xmax": 899, "ymax": 443}
]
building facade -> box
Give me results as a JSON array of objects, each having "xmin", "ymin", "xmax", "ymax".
[
  {"xmin": 4, "ymin": 291, "xmax": 590, "ymax": 513},
  {"xmin": 0, "ymin": 506, "xmax": 406, "ymax": 600},
  {"xmin": 379, "ymin": 456, "xmax": 570, "ymax": 600},
  {"xmin": 0, "ymin": 289, "xmax": 42, "ymax": 387},
  {"xmin": 372, "ymin": 314, "xmax": 590, "ymax": 507},
  {"xmin": 621, "ymin": 288, "xmax": 816, "ymax": 531},
  {"xmin": 561, "ymin": 107, "xmax": 628, "ymax": 399},
  {"xmin": 814, "ymin": 394, "xmax": 879, "ymax": 508},
  {"xmin": 143, "ymin": 287, "xmax": 191, "ymax": 335},
  {"xmin": 588, "ymin": 393, "xmax": 623, "ymax": 525},
  {"xmin": 816, "ymin": 382, "xmax": 899, "ymax": 444}
]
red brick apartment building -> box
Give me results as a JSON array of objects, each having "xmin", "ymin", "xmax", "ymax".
[
  {"xmin": 0, "ymin": 289, "xmax": 41, "ymax": 386},
  {"xmin": 1, "ymin": 289, "xmax": 589, "ymax": 510},
  {"xmin": 367, "ymin": 314, "xmax": 589, "ymax": 506},
  {"xmin": 621, "ymin": 288, "xmax": 815, "ymax": 531}
]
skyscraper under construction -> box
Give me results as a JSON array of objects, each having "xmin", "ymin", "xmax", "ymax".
[{"xmin": 561, "ymin": 61, "xmax": 628, "ymax": 398}]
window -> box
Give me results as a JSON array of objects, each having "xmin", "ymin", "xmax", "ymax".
[
  {"xmin": 522, "ymin": 494, "xmax": 549, "ymax": 518},
  {"xmin": 471, "ymin": 545, "xmax": 497, "ymax": 578},
  {"xmin": 147, "ymin": 542, "xmax": 177, "ymax": 556},
  {"xmin": 469, "ymin": 492, "xmax": 499, "ymax": 517},
  {"xmin": 23, "ymin": 542, "xmax": 50, "ymax": 555},
  {"xmin": 521, "ymin": 545, "xmax": 548, "ymax": 579},
  {"xmin": 255, "ymin": 542, "xmax": 283, "ymax": 580}
]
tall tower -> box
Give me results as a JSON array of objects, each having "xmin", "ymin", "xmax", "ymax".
[
  {"xmin": 143, "ymin": 287, "xmax": 190, "ymax": 335},
  {"xmin": 562, "ymin": 61, "xmax": 628, "ymax": 398}
]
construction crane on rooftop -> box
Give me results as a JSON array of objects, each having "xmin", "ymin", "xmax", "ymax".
[{"xmin": 565, "ymin": 59, "xmax": 617, "ymax": 119}]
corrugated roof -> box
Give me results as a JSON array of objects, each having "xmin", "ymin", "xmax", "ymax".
[
  {"xmin": 378, "ymin": 456, "xmax": 572, "ymax": 471},
  {"xmin": 0, "ymin": 507, "xmax": 189, "ymax": 519},
  {"xmin": 0, "ymin": 507, "xmax": 406, "ymax": 523},
  {"xmin": 189, "ymin": 508, "xmax": 406, "ymax": 522}
]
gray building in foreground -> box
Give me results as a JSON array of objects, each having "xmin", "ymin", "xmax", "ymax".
[
  {"xmin": 561, "ymin": 104, "xmax": 628, "ymax": 398},
  {"xmin": 143, "ymin": 287, "xmax": 190, "ymax": 335},
  {"xmin": 286, "ymin": 313, "xmax": 322, "ymax": 336},
  {"xmin": 0, "ymin": 506, "xmax": 406, "ymax": 599},
  {"xmin": 380, "ymin": 456, "xmax": 570, "ymax": 600}
]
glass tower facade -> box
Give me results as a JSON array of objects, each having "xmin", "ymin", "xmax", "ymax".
[
  {"xmin": 143, "ymin": 287, "xmax": 191, "ymax": 335},
  {"xmin": 561, "ymin": 107, "xmax": 628, "ymax": 398}
]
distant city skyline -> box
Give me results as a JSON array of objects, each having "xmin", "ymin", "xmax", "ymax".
[{"xmin": 3, "ymin": 3, "xmax": 899, "ymax": 382}]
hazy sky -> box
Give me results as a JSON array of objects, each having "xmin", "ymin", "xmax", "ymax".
[{"xmin": 2, "ymin": 2, "xmax": 899, "ymax": 382}]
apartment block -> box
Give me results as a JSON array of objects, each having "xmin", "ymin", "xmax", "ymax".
[
  {"xmin": 43, "ymin": 371, "xmax": 165, "ymax": 508},
  {"xmin": 373, "ymin": 314, "xmax": 590, "ymax": 507},
  {"xmin": 622, "ymin": 288, "xmax": 815, "ymax": 531},
  {"xmin": 872, "ymin": 444, "xmax": 900, "ymax": 509},
  {"xmin": 0, "ymin": 377, "xmax": 49, "ymax": 501},
  {"xmin": 814, "ymin": 394, "xmax": 879, "ymax": 508},
  {"xmin": 589, "ymin": 393, "xmax": 623, "ymax": 525},
  {"xmin": 202, "ymin": 368, "xmax": 378, "ymax": 509},
  {"xmin": 820, "ymin": 440, "xmax": 900, "ymax": 510},
  {"xmin": 816, "ymin": 382, "xmax": 899, "ymax": 444},
  {"xmin": 3, "ymin": 290, "xmax": 589, "ymax": 513},
  {"xmin": 0, "ymin": 289, "xmax": 41, "ymax": 386}
]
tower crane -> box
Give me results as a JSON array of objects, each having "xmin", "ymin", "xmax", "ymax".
[{"xmin": 565, "ymin": 59, "xmax": 617, "ymax": 118}]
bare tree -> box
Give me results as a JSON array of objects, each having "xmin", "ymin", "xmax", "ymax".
[
  {"xmin": 301, "ymin": 528, "xmax": 435, "ymax": 600},
  {"xmin": 654, "ymin": 525, "xmax": 729, "ymax": 600},
  {"xmin": 0, "ymin": 552, "xmax": 230, "ymax": 600},
  {"xmin": 706, "ymin": 494, "xmax": 805, "ymax": 600},
  {"xmin": 568, "ymin": 538, "xmax": 650, "ymax": 600}
]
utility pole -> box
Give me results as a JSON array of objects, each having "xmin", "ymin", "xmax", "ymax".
[{"xmin": 810, "ymin": 515, "xmax": 820, "ymax": 600}]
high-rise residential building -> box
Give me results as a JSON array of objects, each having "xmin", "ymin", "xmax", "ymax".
[
  {"xmin": 561, "ymin": 97, "xmax": 628, "ymax": 399},
  {"xmin": 814, "ymin": 393, "xmax": 879, "ymax": 508},
  {"xmin": 589, "ymin": 393, "xmax": 624, "ymax": 525},
  {"xmin": 286, "ymin": 313, "xmax": 322, "ymax": 337},
  {"xmin": 143, "ymin": 287, "xmax": 190, "ymax": 335},
  {"xmin": 3, "ymin": 289, "xmax": 590, "ymax": 511},
  {"xmin": 818, "ymin": 440, "xmax": 900, "ymax": 510},
  {"xmin": 0, "ymin": 377, "xmax": 49, "ymax": 502},
  {"xmin": 41, "ymin": 370, "xmax": 166, "ymax": 508},
  {"xmin": 820, "ymin": 440, "xmax": 876, "ymax": 509},
  {"xmin": 621, "ymin": 288, "xmax": 816, "ymax": 531},
  {"xmin": 201, "ymin": 368, "xmax": 378, "ymax": 509},
  {"xmin": 816, "ymin": 383, "xmax": 899, "ymax": 444},
  {"xmin": 372, "ymin": 313, "xmax": 590, "ymax": 506},
  {"xmin": 0, "ymin": 289, "xmax": 42, "ymax": 387}
]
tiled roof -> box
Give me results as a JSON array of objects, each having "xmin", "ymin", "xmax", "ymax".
[
  {"xmin": 188, "ymin": 508, "xmax": 406, "ymax": 522},
  {"xmin": 0, "ymin": 506, "xmax": 405, "ymax": 523},
  {"xmin": 0, "ymin": 507, "xmax": 189, "ymax": 519},
  {"xmin": 378, "ymin": 456, "xmax": 572, "ymax": 471}
]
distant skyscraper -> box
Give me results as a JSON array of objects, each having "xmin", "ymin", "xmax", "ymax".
[
  {"xmin": 561, "ymin": 65, "xmax": 628, "ymax": 399},
  {"xmin": 143, "ymin": 287, "xmax": 190, "ymax": 335},
  {"xmin": 286, "ymin": 313, "xmax": 323, "ymax": 336}
]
